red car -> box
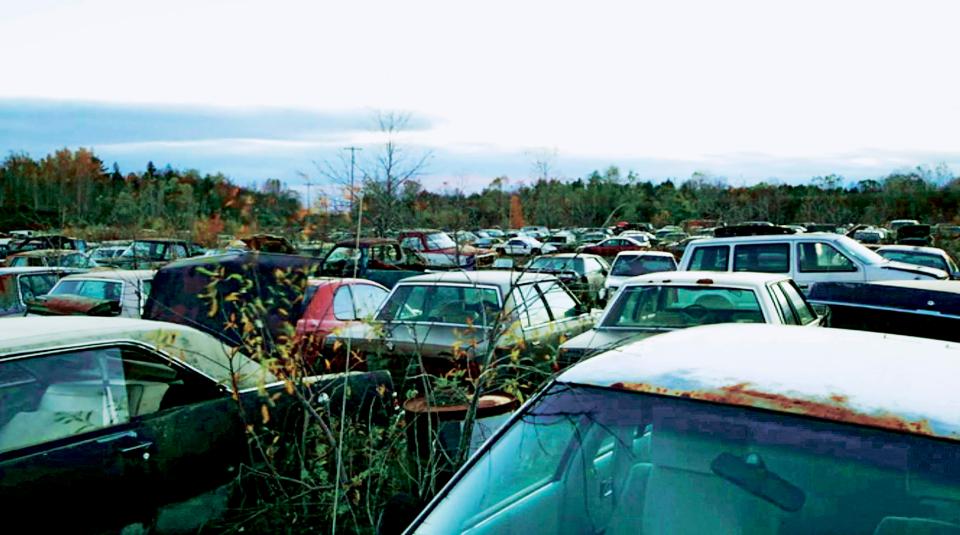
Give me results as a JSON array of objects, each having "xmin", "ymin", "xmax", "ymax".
[
  {"xmin": 579, "ymin": 236, "xmax": 650, "ymax": 258},
  {"xmin": 295, "ymin": 278, "xmax": 390, "ymax": 371}
]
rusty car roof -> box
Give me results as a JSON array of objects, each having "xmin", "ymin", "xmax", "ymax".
[
  {"xmin": 559, "ymin": 323, "xmax": 960, "ymax": 441},
  {"xmin": 0, "ymin": 317, "xmax": 274, "ymax": 389}
]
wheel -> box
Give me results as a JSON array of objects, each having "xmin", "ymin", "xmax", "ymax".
[
  {"xmin": 532, "ymin": 248, "xmax": 542, "ymax": 256},
  {"xmin": 496, "ymin": 248, "xmax": 506, "ymax": 255}
]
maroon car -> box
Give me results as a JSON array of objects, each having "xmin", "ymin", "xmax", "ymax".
[
  {"xmin": 294, "ymin": 278, "xmax": 390, "ymax": 371},
  {"xmin": 579, "ymin": 236, "xmax": 650, "ymax": 258}
]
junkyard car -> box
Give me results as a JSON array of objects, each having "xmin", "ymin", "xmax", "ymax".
[
  {"xmin": 101, "ymin": 238, "xmax": 196, "ymax": 269},
  {"xmin": 5, "ymin": 248, "xmax": 97, "ymax": 269},
  {"xmin": 679, "ymin": 233, "xmax": 948, "ymax": 290},
  {"xmin": 579, "ymin": 236, "xmax": 650, "ymax": 258},
  {"xmin": 295, "ymin": 277, "xmax": 390, "ymax": 370},
  {"xmin": 560, "ymin": 271, "xmax": 821, "ymax": 364},
  {"xmin": 8, "ymin": 234, "xmax": 87, "ymax": 254},
  {"xmin": 523, "ymin": 253, "xmax": 610, "ymax": 307},
  {"xmin": 29, "ymin": 269, "xmax": 155, "ymax": 318},
  {"xmin": 320, "ymin": 237, "xmax": 427, "ymax": 288},
  {"xmin": 328, "ymin": 271, "xmax": 594, "ymax": 377},
  {"xmin": 604, "ymin": 250, "xmax": 678, "ymax": 295},
  {"xmin": 0, "ymin": 267, "xmax": 79, "ymax": 317},
  {"xmin": 876, "ymin": 245, "xmax": 960, "ymax": 279},
  {"xmin": 0, "ymin": 316, "xmax": 390, "ymax": 533},
  {"xmin": 398, "ymin": 229, "xmax": 495, "ymax": 269},
  {"xmin": 408, "ymin": 323, "xmax": 960, "ymax": 534},
  {"xmin": 807, "ymin": 279, "xmax": 960, "ymax": 342},
  {"xmin": 496, "ymin": 236, "xmax": 557, "ymax": 256}
]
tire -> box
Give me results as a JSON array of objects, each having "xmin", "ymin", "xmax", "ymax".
[
  {"xmin": 496, "ymin": 248, "xmax": 506, "ymax": 256},
  {"xmin": 532, "ymin": 248, "xmax": 542, "ymax": 256}
]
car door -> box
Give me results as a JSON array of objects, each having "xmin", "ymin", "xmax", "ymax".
[
  {"xmin": 0, "ymin": 345, "xmax": 158, "ymax": 531},
  {"xmin": 795, "ymin": 241, "xmax": 864, "ymax": 290},
  {"xmin": 0, "ymin": 342, "xmax": 250, "ymax": 532}
]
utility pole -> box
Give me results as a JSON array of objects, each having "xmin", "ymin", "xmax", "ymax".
[{"xmin": 343, "ymin": 146, "xmax": 362, "ymax": 221}]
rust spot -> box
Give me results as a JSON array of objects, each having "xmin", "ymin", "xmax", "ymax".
[{"xmin": 610, "ymin": 381, "xmax": 939, "ymax": 438}]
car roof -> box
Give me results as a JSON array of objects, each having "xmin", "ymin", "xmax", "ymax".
[
  {"xmin": 686, "ymin": 232, "xmax": 841, "ymax": 245},
  {"xmin": 395, "ymin": 270, "xmax": 557, "ymax": 294},
  {"xmin": 613, "ymin": 250, "xmax": 675, "ymax": 259},
  {"xmin": 877, "ymin": 245, "xmax": 946, "ymax": 255},
  {"xmin": 0, "ymin": 317, "xmax": 271, "ymax": 388},
  {"xmin": 621, "ymin": 270, "xmax": 787, "ymax": 287},
  {"xmin": 559, "ymin": 323, "xmax": 960, "ymax": 441},
  {"xmin": 61, "ymin": 269, "xmax": 156, "ymax": 282}
]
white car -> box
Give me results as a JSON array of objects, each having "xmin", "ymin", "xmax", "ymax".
[
  {"xmin": 496, "ymin": 236, "xmax": 557, "ymax": 256},
  {"xmin": 562, "ymin": 271, "xmax": 821, "ymax": 363},
  {"xmin": 605, "ymin": 250, "xmax": 678, "ymax": 295},
  {"xmin": 679, "ymin": 233, "xmax": 947, "ymax": 290},
  {"xmin": 410, "ymin": 324, "xmax": 960, "ymax": 534},
  {"xmin": 39, "ymin": 269, "xmax": 155, "ymax": 318}
]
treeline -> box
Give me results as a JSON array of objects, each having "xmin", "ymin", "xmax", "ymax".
[
  {"xmin": 0, "ymin": 149, "xmax": 303, "ymax": 241},
  {"xmin": 389, "ymin": 166, "xmax": 960, "ymax": 230}
]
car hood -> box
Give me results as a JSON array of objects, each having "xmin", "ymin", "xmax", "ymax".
[{"xmin": 881, "ymin": 261, "xmax": 948, "ymax": 279}]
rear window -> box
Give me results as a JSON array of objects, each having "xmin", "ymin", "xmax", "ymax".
[
  {"xmin": 377, "ymin": 284, "xmax": 500, "ymax": 326},
  {"xmin": 733, "ymin": 243, "xmax": 790, "ymax": 273},
  {"xmin": 612, "ymin": 255, "xmax": 676, "ymax": 276},
  {"xmin": 687, "ymin": 245, "xmax": 729, "ymax": 271},
  {"xmin": 602, "ymin": 286, "xmax": 764, "ymax": 328}
]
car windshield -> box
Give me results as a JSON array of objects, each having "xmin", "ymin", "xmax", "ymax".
[
  {"xmin": 611, "ymin": 255, "xmax": 675, "ymax": 276},
  {"xmin": 50, "ymin": 279, "xmax": 122, "ymax": 302},
  {"xmin": 377, "ymin": 284, "xmax": 501, "ymax": 326},
  {"xmin": 415, "ymin": 383, "xmax": 960, "ymax": 534},
  {"xmin": 527, "ymin": 257, "xmax": 583, "ymax": 273},
  {"xmin": 836, "ymin": 236, "xmax": 886, "ymax": 264},
  {"xmin": 426, "ymin": 233, "xmax": 457, "ymax": 249},
  {"xmin": 877, "ymin": 251, "xmax": 948, "ymax": 271},
  {"xmin": 600, "ymin": 285, "xmax": 764, "ymax": 329}
]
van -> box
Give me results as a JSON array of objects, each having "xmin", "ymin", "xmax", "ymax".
[{"xmin": 678, "ymin": 233, "xmax": 947, "ymax": 290}]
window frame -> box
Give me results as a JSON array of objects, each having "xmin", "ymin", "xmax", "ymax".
[{"xmin": 767, "ymin": 282, "xmax": 799, "ymax": 325}]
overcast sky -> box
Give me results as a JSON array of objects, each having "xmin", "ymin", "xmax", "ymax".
[{"xmin": 2, "ymin": 0, "xmax": 959, "ymax": 194}]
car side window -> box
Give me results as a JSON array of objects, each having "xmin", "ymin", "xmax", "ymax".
[
  {"xmin": 798, "ymin": 242, "xmax": 856, "ymax": 272},
  {"xmin": 352, "ymin": 284, "xmax": 389, "ymax": 319},
  {"xmin": 170, "ymin": 244, "xmax": 188, "ymax": 259},
  {"xmin": 779, "ymin": 281, "xmax": 817, "ymax": 325},
  {"xmin": 538, "ymin": 281, "xmax": 578, "ymax": 320},
  {"xmin": 733, "ymin": 243, "xmax": 790, "ymax": 273},
  {"xmin": 768, "ymin": 283, "xmax": 798, "ymax": 325},
  {"xmin": 19, "ymin": 274, "xmax": 56, "ymax": 302},
  {"xmin": 117, "ymin": 345, "xmax": 223, "ymax": 417},
  {"xmin": 0, "ymin": 347, "xmax": 128, "ymax": 453},
  {"xmin": 333, "ymin": 286, "xmax": 356, "ymax": 320},
  {"xmin": 688, "ymin": 245, "xmax": 729, "ymax": 271},
  {"xmin": 513, "ymin": 284, "xmax": 552, "ymax": 328}
]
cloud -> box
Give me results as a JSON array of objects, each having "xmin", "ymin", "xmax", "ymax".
[{"xmin": 1, "ymin": 99, "xmax": 958, "ymax": 193}]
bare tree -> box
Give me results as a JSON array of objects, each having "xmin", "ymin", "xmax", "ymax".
[{"xmin": 363, "ymin": 111, "xmax": 432, "ymax": 236}]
